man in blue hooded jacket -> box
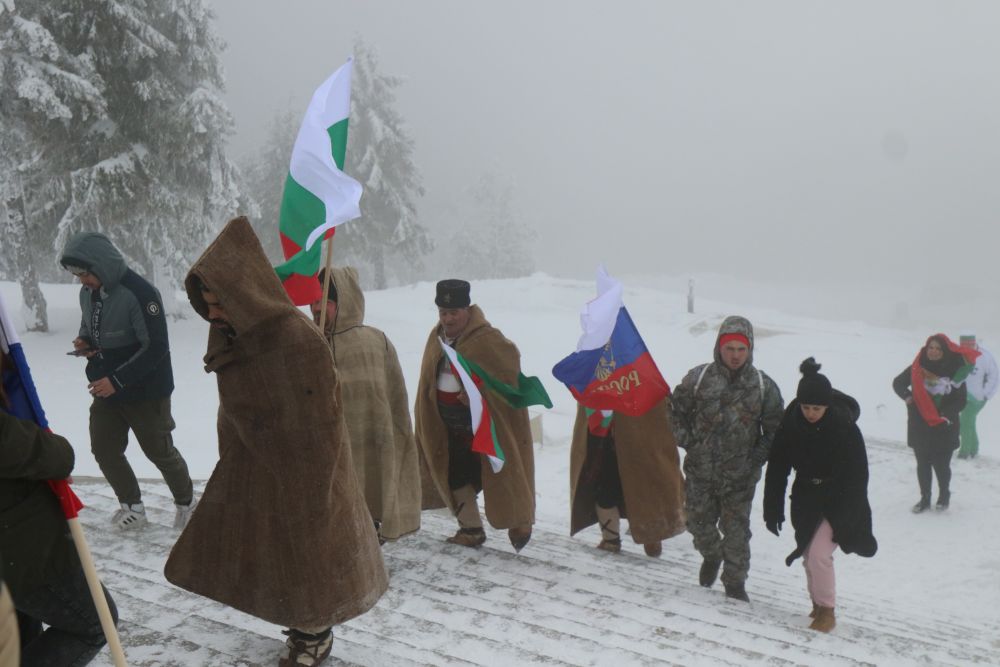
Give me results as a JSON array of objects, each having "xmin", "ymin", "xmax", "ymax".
[{"xmin": 60, "ymin": 232, "xmax": 195, "ymax": 529}]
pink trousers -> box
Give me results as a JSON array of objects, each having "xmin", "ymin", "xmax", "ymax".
[{"xmin": 802, "ymin": 519, "xmax": 837, "ymax": 607}]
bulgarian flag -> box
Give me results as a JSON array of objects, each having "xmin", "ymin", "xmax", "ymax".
[
  {"xmin": 274, "ymin": 58, "xmax": 362, "ymax": 305},
  {"xmin": 438, "ymin": 338, "xmax": 553, "ymax": 473},
  {"xmin": 910, "ymin": 333, "xmax": 980, "ymax": 427}
]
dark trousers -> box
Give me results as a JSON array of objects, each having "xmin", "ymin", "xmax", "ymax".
[
  {"xmin": 583, "ymin": 432, "xmax": 624, "ymax": 510},
  {"xmin": 90, "ymin": 396, "xmax": 193, "ymax": 505},
  {"xmin": 914, "ymin": 446, "xmax": 953, "ymax": 501},
  {"xmin": 16, "ymin": 566, "xmax": 118, "ymax": 667},
  {"xmin": 438, "ymin": 402, "xmax": 482, "ymax": 492}
]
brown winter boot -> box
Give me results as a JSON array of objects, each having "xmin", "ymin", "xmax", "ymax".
[
  {"xmin": 809, "ymin": 606, "xmax": 836, "ymax": 633},
  {"xmin": 595, "ymin": 505, "xmax": 621, "ymax": 553},
  {"xmin": 809, "ymin": 601, "xmax": 818, "ymax": 618},
  {"xmin": 643, "ymin": 541, "xmax": 662, "ymax": 558},
  {"xmin": 447, "ymin": 527, "xmax": 487, "ymax": 548}
]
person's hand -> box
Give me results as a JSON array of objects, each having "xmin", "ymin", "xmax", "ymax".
[
  {"xmin": 766, "ymin": 519, "xmax": 782, "ymax": 536},
  {"xmin": 904, "ymin": 396, "xmax": 913, "ymax": 405},
  {"xmin": 72, "ymin": 337, "xmax": 98, "ymax": 358},
  {"xmin": 88, "ymin": 377, "xmax": 116, "ymax": 398}
]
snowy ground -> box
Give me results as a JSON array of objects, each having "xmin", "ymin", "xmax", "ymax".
[{"xmin": 4, "ymin": 275, "xmax": 999, "ymax": 665}]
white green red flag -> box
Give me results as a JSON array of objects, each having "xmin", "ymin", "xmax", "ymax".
[
  {"xmin": 439, "ymin": 338, "xmax": 506, "ymax": 473},
  {"xmin": 274, "ymin": 58, "xmax": 362, "ymax": 305}
]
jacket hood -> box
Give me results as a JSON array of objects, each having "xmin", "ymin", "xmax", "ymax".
[
  {"xmin": 788, "ymin": 389, "xmax": 861, "ymax": 425},
  {"xmin": 185, "ymin": 217, "xmax": 297, "ymax": 337},
  {"xmin": 713, "ymin": 315, "xmax": 755, "ymax": 367},
  {"xmin": 330, "ymin": 266, "xmax": 365, "ymax": 333},
  {"xmin": 60, "ymin": 232, "xmax": 129, "ymax": 289}
]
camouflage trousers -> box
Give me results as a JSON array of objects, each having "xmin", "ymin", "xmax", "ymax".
[{"xmin": 684, "ymin": 474, "xmax": 757, "ymax": 586}]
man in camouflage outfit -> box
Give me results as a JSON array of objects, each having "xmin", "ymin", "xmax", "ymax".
[{"xmin": 671, "ymin": 316, "xmax": 784, "ymax": 602}]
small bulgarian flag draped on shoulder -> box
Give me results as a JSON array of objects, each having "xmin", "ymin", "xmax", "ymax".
[
  {"xmin": 438, "ymin": 338, "xmax": 553, "ymax": 473},
  {"xmin": 274, "ymin": 58, "xmax": 363, "ymax": 306},
  {"xmin": 0, "ymin": 293, "xmax": 84, "ymax": 519},
  {"xmin": 910, "ymin": 333, "xmax": 980, "ymax": 427}
]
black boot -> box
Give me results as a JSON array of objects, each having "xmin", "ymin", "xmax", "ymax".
[
  {"xmin": 724, "ymin": 581, "xmax": 751, "ymax": 602},
  {"xmin": 699, "ymin": 558, "xmax": 722, "ymax": 588},
  {"xmin": 911, "ymin": 496, "xmax": 931, "ymax": 514},
  {"xmin": 936, "ymin": 491, "xmax": 950, "ymax": 510}
]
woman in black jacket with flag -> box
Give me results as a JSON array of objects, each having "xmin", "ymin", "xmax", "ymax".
[{"xmin": 763, "ymin": 359, "xmax": 877, "ymax": 634}]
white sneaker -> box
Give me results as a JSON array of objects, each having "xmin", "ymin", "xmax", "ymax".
[
  {"xmin": 112, "ymin": 503, "xmax": 147, "ymax": 530},
  {"xmin": 173, "ymin": 498, "xmax": 198, "ymax": 529}
]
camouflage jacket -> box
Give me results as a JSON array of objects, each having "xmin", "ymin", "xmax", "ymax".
[{"xmin": 670, "ymin": 316, "xmax": 784, "ymax": 488}]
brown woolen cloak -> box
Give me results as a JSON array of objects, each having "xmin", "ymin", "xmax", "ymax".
[
  {"xmin": 325, "ymin": 266, "xmax": 420, "ymax": 540},
  {"xmin": 414, "ymin": 305, "xmax": 535, "ymax": 529},
  {"xmin": 569, "ymin": 400, "xmax": 686, "ymax": 544},
  {"xmin": 163, "ymin": 218, "xmax": 387, "ymax": 629}
]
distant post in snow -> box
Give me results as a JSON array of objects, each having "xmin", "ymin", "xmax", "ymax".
[{"xmin": 687, "ymin": 279, "xmax": 695, "ymax": 314}]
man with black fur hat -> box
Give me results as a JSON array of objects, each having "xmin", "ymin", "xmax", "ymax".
[
  {"xmin": 310, "ymin": 267, "xmax": 421, "ymax": 544},
  {"xmin": 414, "ymin": 279, "xmax": 536, "ymax": 551}
]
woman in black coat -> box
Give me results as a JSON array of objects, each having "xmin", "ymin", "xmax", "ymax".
[
  {"xmin": 892, "ymin": 334, "xmax": 973, "ymax": 513},
  {"xmin": 764, "ymin": 359, "xmax": 877, "ymax": 634}
]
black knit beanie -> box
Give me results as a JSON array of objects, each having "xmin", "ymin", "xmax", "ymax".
[{"xmin": 797, "ymin": 357, "xmax": 833, "ymax": 406}]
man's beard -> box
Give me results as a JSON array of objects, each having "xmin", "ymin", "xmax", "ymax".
[{"xmin": 210, "ymin": 319, "xmax": 236, "ymax": 338}]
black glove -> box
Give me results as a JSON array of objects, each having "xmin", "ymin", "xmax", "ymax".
[{"xmin": 765, "ymin": 519, "xmax": 782, "ymax": 536}]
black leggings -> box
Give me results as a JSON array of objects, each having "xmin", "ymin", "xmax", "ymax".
[{"xmin": 914, "ymin": 446, "xmax": 954, "ymax": 500}]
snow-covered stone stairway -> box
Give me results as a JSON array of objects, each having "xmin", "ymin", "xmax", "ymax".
[{"xmin": 67, "ymin": 476, "xmax": 996, "ymax": 666}]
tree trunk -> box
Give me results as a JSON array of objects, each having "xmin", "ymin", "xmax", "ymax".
[{"xmin": 4, "ymin": 194, "xmax": 48, "ymax": 332}]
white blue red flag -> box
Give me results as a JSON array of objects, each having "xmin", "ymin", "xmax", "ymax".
[
  {"xmin": 552, "ymin": 267, "xmax": 670, "ymax": 416},
  {"xmin": 1, "ymin": 293, "xmax": 84, "ymax": 518}
]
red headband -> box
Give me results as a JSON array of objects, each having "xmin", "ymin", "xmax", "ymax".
[{"xmin": 719, "ymin": 333, "xmax": 750, "ymax": 349}]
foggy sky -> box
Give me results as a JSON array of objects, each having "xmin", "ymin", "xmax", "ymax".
[{"xmin": 207, "ymin": 1, "xmax": 1000, "ymax": 301}]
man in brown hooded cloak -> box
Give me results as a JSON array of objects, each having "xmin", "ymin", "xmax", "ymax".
[
  {"xmin": 310, "ymin": 266, "xmax": 421, "ymax": 542},
  {"xmin": 569, "ymin": 399, "xmax": 686, "ymax": 557},
  {"xmin": 414, "ymin": 279, "xmax": 535, "ymax": 551},
  {"xmin": 164, "ymin": 218, "xmax": 387, "ymax": 667}
]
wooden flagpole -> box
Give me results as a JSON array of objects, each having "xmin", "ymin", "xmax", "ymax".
[
  {"xmin": 67, "ymin": 518, "xmax": 127, "ymax": 666},
  {"xmin": 317, "ymin": 235, "xmax": 336, "ymax": 333}
]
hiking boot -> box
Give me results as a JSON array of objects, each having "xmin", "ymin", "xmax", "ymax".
[
  {"xmin": 279, "ymin": 628, "xmax": 332, "ymax": 666},
  {"xmin": 446, "ymin": 527, "xmax": 486, "ymax": 548},
  {"xmin": 724, "ymin": 582, "xmax": 750, "ymax": 603},
  {"xmin": 808, "ymin": 606, "xmax": 836, "ymax": 633},
  {"xmin": 111, "ymin": 503, "xmax": 147, "ymax": 530},
  {"xmin": 508, "ymin": 527, "xmax": 532, "ymax": 552},
  {"xmin": 173, "ymin": 499, "xmax": 198, "ymax": 529},
  {"xmin": 936, "ymin": 492, "xmax": 950, "ymax": 510},
  {"xmin": 373, "ymin": 519, "xmax": 386, "ymax": 546},
  {"xmin": 596, "ymin": 537, "xmax": 622, "ymax": 553},
  {"xmin": 699, "ymin": 559, "xmax": 722, "ymax": 588},
  {"xmin": 643, "ymin": 541, "xmax": 662, "ymax": 558},
  {"xmin": 911, "ymin": 497, "xmax": 931, "ymax": 514},
  {"xmin": 809, "ymin": 601, "xmax": 818, "ymax": 618}
]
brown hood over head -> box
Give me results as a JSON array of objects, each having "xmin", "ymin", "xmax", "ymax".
[
  {"xmin": 185, "ymin": 217, "xmax": 296, "ymax": 336},
  {"xmin": 329, "ymin": 266, "xmax": 365, "ymax": 332}
]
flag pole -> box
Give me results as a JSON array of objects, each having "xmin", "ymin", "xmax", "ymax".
[
  {"xmin": 317, "ymin": 236, "xmax": 336, "ymax": 333},
  {"xmin": 66, "ymin": 517, "xmax": 128, "ymax": 666}
]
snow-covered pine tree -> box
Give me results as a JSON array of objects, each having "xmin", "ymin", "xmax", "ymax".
[
  {"xmin": 338, "ymin": 38, "xmax": 430, "ymax": 289},
  {"xmin": 46, "ymin": 0, "xmax": 250, "ymax": 313},
  {"xmin": 451, "ymin": 172, "xmax": 536, "ymax": 280},
  {"xmin": 0, "ymin": 1, "xmax": 106, "ymax": 330},
  {"xmin": 240, "ymin": 105, "xmax": 299, "ymax": 264}
]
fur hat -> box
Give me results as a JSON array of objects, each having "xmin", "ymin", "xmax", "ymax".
[
  {"xmin": 435, "ymin": 279, "xmax": 471, "ymax": 308},
  {"xmin": 797, "ymin": 357, "xmax": 833, "ymax": 406}
]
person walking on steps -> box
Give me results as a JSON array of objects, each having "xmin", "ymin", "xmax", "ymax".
[{"xmin": 763, "ymin": 358, "xmax": 878, "ymax": 633}]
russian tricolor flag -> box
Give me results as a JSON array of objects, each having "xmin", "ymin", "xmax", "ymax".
[
  {"xmin": 1, "ymin": 292, "xmax": 84, "ymax": 519},
  {"xmin": 552, "ymin": 267, "xmax": 670, "ymax": 416}
]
